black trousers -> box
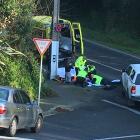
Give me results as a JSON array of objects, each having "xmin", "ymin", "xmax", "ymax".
[{"xmin": 75, "ymin": 77, "xmax": 86, "ymax": 87}]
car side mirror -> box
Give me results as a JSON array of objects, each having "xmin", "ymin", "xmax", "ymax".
[{"xmin": 122, "ymin": 68, "xmax": 126, "ymax": 73}]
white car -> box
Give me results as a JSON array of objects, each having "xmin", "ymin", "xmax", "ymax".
[{"xmin": 121, "ymin": 64, "xmax": 140, "ymax": 104}]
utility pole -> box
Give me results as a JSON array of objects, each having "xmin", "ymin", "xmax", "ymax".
[{"xmin": 50, "ymin": 0, "xmax": 60, "ymax": 79}]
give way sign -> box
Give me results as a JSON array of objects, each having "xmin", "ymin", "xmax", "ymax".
[{"xmin": 33, "ymin": 38, "xmax": 52, "ymax": 55}]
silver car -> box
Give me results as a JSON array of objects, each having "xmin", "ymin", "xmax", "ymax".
[{"xmin": 0, "ymin": 86, "xmax": 43, "ymax": 137}]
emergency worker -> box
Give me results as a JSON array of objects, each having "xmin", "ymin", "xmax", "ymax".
[
  {"xmin": 76, "ymin": 68, "xmax": 88, "ymax": 87},
  {"xmin": 87, "ymin": 65, "xmax": 96, "ymax": 80},
  {"xmin": 75, "ymin": 55, "xmax": 87, "ymax": 75},
  {"xmin": 91, "ymin": 74, "xmax": 108, "ymax": 85}
]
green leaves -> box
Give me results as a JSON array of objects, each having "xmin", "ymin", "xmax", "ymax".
[{"xmin": 0, "ymin": 0, "xmax": 41, "ymax": 99}]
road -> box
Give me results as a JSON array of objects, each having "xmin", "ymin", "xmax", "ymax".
[
  {"xmin": 1, "ymin": 40, "xmax": 140, "ymax": 140},
  {"xmin": 85, "ymin": 39, "xmax": 140, "ymax": 80}
]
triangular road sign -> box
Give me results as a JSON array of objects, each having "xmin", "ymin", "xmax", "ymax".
[{"xmin": 33, "ymin": 38, "xmax": 52, "ymax": 55}]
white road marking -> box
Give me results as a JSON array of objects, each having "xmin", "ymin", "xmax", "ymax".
[
  {"xmin": 87, "ymin": 58, "xmax": 121, "ymax": 72},
  {"xmin": 94, "ymin": 134, "xmax": 140, "ymax": 140},
  {"xmin": 84, "ymin": 39, "xmax": 140, "ymax": 60},
  {"xmin": 99, "ymin": 56, "xmax": 116, "ymax": 59},
  {"xmin": 102, "ymin": 99, "xmax": 140, "ymax": 115},
  {"xmin": 39, "ymin": 132, "xmax": 80, "ymax": 140},
  {"xmin": 0, "ymin": 136, "xmax": 35, "ymax": 140}
]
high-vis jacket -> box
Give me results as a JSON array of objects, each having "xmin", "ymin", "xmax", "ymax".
[
  {"xmin": 75, "ymin": 56, "xmax": 87, "ymax": 70},
  {"xmin": 75, "ymin": 56, "xmax": 83, "ymax": 68},
  {"xmin": 93, "ymin": 75, "xmax": 103, "ymax": 85},
  {"xmin": 77, "ymin": 70, "xmax": 87, "ymax": 78},
  {"xmin": 87, "ymin": 65, "xmax": 96, "ymax": 73}
]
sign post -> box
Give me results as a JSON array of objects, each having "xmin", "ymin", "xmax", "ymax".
[
  {"xmin": 33, "ymin": 38, "xmax": 52, "ymax": 105},
  {"xmin": 38, "ymin": 55, "xmax": 43, "ymax": 106},
  {"xmin": 50, "ymin": 0, "xmax": 60, "ymax": 80}
]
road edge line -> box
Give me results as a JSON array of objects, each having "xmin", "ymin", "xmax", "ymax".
[
  {"xmin": 102, "ymin": 99, "xmax": 140, "ymax": 115},
  {"xmin": 84, "ymin": 38, "xmax": 140, "ymax": 60},
  {"xmin": 87, "ymin": 58, "xmax": 121, "ymax": 72}
]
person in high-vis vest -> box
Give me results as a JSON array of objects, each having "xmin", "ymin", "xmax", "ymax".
[
  {"xmin": 87, "ymin": 65, "xmax": 96, "ymax": 79},
  {"xmin": 76, "ymin": 68, "xmax": 88, "ymax": 87},
  {"xmin": 75, "ymin": 55, "xmax": 87, "ymax": 75},
  {"xmin": 87, "ymin": 65, "xmax": 96, "ymax": 73},
  {"xmin": 91, "ymin": 74, "xmax": 108, "ymax": 85}
]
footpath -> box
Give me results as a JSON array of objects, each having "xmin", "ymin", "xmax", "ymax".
[{"xmin": 40, "ymin": 80, "xmax": 99, "ymax": 117}]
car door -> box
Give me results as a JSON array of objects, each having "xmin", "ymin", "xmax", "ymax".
[
  {"xmin": 19, "ymin": 90, "xmax": 34, "ymax": 126},
  {"xmin": 122, "ymin": 66, "xmax": 133, "ymax": 91},
  {"xmin": 128, "ymin": 69, "xmax": 136, "ymax": 95},
  {"xmin": 135, "ymin": 73, "xmax": 140, "ymax": 96},
  {"xmin": 13, "ymin": 90, "xmax": 26, "ymax": 128}
]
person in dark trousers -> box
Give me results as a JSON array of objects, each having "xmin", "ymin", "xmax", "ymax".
[
  {"xmin": 87, "ymin": 64, "xmax": 96, "ymax": 80},
  {"xmin": 75, "ymin": 68, "xmax": 88, "ymax": 87},
  {"xmin": 64, "ymin": 58, "xmax": 73, "ymax": 83}
]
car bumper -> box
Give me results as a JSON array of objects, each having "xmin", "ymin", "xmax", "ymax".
[
  {"xmin": 0, "ymin": 116, "xmax": 11, "ymax": 128},
  {"xmin": 131, "ymin": 96, "xmax": 140, "ymax": 102}
]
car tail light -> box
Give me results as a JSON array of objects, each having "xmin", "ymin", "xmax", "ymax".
[
  {"xmin": 0, "ymin": 106, "xmax": 7, "ymax": 114},
  {"xmin": 131, "ymin": 86, "xmax": 136, "ymax": 94}
]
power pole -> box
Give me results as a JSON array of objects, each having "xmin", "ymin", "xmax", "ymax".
[{"xmin": 50, "ymin": 0, "xmax": 60, "ymax": 79}]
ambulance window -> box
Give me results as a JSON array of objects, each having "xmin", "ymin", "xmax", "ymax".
[
  {"xmin": 74, "ymin": 29, "xmax": 80, "ymax": 41},
  {"xmin": 61, "ymin": 27, "xmax": 71, "ymax": 38}
]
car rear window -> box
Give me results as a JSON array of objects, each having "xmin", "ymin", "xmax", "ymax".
[
  {"xmin": 0, "ymin": 89, "xmax": 9, "ymax": 101},
  {"xmin": 135, "ymin": 74, "xmax": 140, "ymax": 85}
]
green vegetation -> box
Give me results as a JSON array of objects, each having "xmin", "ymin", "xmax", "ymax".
[
  {"xmin": 61, "ymin": 0, "xmax": 140, "ymax": 56},
  {"xmin": 0, "ymin": 0, "xmax": 47, "ymax": 99},
  {"xmin": 0, "ymin": 53, "xmax": 40, "ymax": 99}
]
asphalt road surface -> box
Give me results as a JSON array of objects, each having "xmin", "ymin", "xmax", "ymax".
[{"xmin": 1, "ymin": 40, "xmax": 140, "ymax": 140}]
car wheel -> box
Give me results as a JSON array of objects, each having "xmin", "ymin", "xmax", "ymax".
[
  {"xmin": 6, "ymin": 118, "xmax": 17, "ymax": 137},
  {"xmin": 31, "ymin": 115, "xmax": 43, "ymax": 133}
]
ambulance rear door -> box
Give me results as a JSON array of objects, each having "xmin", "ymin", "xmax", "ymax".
[{"xmin": 72, "ymin": 22, "xmax": 84, "ymax": 55}]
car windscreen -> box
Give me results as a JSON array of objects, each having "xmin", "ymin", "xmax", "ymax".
[
  {"xmin": 135, "ymin": 74, "xmax": 140, "ymax": 85},
  {"xmin": 0, "ymin": 89, "xmax": 9, "ymax": 101}
]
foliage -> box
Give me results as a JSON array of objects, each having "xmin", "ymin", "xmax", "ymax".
[
  {"xmin": 1, "ymin": 0, "xmax": 36, "ymax": 49},
  {"xmin": 61, "ymin": 0, "xmax": 140, "ymax": 36},
  {"xmin": 0, "ymin": 0, "xmax": 45, "ymax": 99},
  {"xmin": 0, "ymin": 51, "xmax": 42, "ymax": 99},
  {"xmin": 61, "ymin": 0, "xmax": 140, "ymax": 54}
]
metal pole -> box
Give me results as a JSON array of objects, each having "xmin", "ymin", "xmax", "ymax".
[
  {"xmin": 50, "ymin": 0, "xmax": 60, "ymax": 79},
  {"xmin": 38, "ymin": 55, "xmax": 43, "ymax": 106}
]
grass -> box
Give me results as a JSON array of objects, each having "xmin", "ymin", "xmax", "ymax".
[{"xmin": 82, "ymin": 27, "xmax": 140, "ymax": 56}]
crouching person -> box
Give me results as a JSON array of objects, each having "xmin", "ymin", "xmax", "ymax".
[
  {"xmin": 75, "ymin": 69, "xmax": 88, "ymax": 87},
  {"xmin": 91, "ymin": 74, "xmax": 109, "ymax": 86}
]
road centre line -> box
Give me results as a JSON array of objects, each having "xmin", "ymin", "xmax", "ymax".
[
  {"xmin": 0, "ymin": 136, "xmax": 35, "ymax": 140},
  {"xmin": 102, "ymin": 99, "xmax": 140, "ymax": 115},
  {"xmin": 87, "ymin": 58, "xmax": 121, "ymax": 72},
  {"xmin": 94, "ymin": 134, "xmax": 140, "ymax": 140}
]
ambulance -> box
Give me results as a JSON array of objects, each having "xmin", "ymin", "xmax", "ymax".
[{"xmin": 32, "ymin": 16, "xmax": 84, "ymax": 64}]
